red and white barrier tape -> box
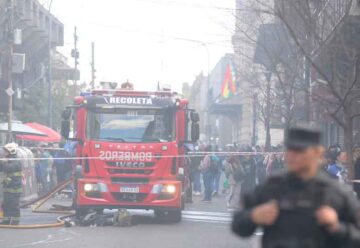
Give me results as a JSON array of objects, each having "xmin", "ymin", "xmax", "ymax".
[{"xmin": 0, "ymin": 151, "xmax": 281, "ymax": 161}]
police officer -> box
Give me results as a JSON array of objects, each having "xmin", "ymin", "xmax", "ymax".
[
  {"xmin": 1, "ymin": 143, "xmax": 22, "ymax": 225},
  {"xmin": 232, "ymin": 125, "xmax": 360, "ymax": 248}
]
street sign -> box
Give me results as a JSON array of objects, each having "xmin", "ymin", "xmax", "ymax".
[
  {"xmin": 12, "ymin": 53, "xmax": 26, "ymax": 74},
  {"xmin": 5, "ymin": 87, "xmax": 14, "ymax": 96}
]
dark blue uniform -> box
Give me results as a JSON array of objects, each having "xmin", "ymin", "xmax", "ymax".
[
  {"xmin": 1, "ymin": 154, "xmax": 22, "ymax": 225},
  {"xmin": 232, "ymin": 172, "xmax": 360, "ymax": 248}
]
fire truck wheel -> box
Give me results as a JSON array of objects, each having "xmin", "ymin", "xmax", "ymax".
[
  {"xmin": 96, "ymin": 208, "xmax": 104, "ymax": 214},
  {"xmin": 75, "ymin": 206, "xmax": 90, "ymax": 219},
  {"xmin": 154, "ymin": 209, "xmax": 182, "ymax": 223}
]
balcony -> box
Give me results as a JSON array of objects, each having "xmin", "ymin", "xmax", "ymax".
[{"xmin": 15, "ymin": 0, "xmax": 64, "ymax": 47}]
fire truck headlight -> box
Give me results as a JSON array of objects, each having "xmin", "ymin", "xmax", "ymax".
[
  {"xmin": 84, "ymin": 183, "xmax": 108, "ymax": 192},
  {"xmin": 163, "ymin": 185, "xmax": 176, "ymax": 194},
  {"xmin": 152, "ymin": 184, "xmax": 176, "ymax": 194},
  {"xmin": 98, "ymin": 183, "xmax": 109, "ymax": 193},
  {"xmin": 151, "ymin": 184, "xmax": 163, "ymax": 194},
  {"xmin": 84, "ymin": 183, "xmax": 98, "ymax": 192}
]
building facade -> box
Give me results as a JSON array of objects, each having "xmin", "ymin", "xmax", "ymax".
[{"xmin": 0, "ymin": 0, "xmax": 77, "ymax": 128}]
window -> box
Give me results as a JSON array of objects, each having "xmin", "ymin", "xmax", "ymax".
[{"xmin": 87, "ymin": 108, "xmax": 175, "ymax": 143}]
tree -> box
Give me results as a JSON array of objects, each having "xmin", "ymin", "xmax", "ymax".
[
  {"xmin": 246, "ymin": 0, "xmax": 360, "ymax": 178},
  {"xmin": 17, "ymin": 79, "xmax": 80, "ymax": 130},
  {"xmin": 232, "ymin": 1, "xmax": 305, "ymax": 150}
]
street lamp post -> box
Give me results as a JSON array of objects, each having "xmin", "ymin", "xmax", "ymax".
[
  {"xmin": 5, "ymin": 0, "xmax": 14, "ymax": 142},
  {"xmin": 47, "ymin": 0, "xmax": 54, "ymax": 128},
  {"xmin": 199, "ymin": 42, "xmax": 211, "ymax": 143},
  {"xmin": 163, "ymin": 37, "xmax": 211, "ymax": 142}
]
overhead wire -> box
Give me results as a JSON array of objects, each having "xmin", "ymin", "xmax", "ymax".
[{"xmin": 131, "ymin": 0, "xmax": 236, "ymax": 11}]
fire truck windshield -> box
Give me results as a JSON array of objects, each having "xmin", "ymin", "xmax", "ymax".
[{"xmin": 87, "ymin": 108, "xmax": 175, "ymax": 143}]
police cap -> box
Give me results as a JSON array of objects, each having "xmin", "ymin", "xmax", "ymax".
[{"xmin": 285, "ymin": 124, "xmax": 321, "ymax": 150}]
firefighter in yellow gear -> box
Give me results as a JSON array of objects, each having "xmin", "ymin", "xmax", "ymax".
[{"xmin": 1, "ymin": 143, "xmax": 22, "ymax": 225}]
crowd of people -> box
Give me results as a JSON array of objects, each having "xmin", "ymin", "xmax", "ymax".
[
  {"xmin": 320, "ymin": 144, "xmax": 360, "ymax": 196},
  {"xmin": 187, "ymin": 142, "xmax": 360, "ymax": 209},
  {"xmin": 186, "ymin": 144, "xmax": 285, "ymax": 209},
  {"xmin": 31, "ymin": 142, "xmax": 74, "ymax": 195}
]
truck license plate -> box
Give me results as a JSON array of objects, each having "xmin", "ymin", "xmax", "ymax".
[{"xmin": 120, "ymin": 186, "xmax": 140, "ymax": 193}]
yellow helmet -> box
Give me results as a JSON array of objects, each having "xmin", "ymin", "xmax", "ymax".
[{"xmin": 3, "ymin": 143, "xmax": 18, "ymax": 155}]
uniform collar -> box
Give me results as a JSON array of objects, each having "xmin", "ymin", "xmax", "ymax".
[{"xmin": 287, "ymin": 170, "xmax": 324, "ymax": 188}]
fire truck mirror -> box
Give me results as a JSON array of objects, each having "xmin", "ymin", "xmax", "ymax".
[
  {"xmin": 191, "ymin": 123, "xmax": 200, "ymax": 142},
  {"xmin": 190, "ymin": 112, "xmax": 200, "ymax": 123},
  {"xmin": 62, "ymin": 109, "xmax": 72, "ymax": 120},
  {"xmin": 61, "ymin": 108, "xmax": 78, "ymax": 141},
  {"xmin": 61, "ymin": 120, "xmax": 70, "ymax": 139}
]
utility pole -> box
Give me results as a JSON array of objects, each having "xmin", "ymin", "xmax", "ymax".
[
  {"xmin": 90, "ymin": 42, "xmax": 95, "ymax": 89},
  {"xmin": 5, "ymin": 0, "xmax": 14, "ymax": 142},
  {"xmin": 200, "ymin": 42, "xmax": 211, "ymax": 143},
  {"xmin": 72, "ymin": 26, "xmax": 79, "ymax": 92},
  {"xmin": 304, "ymin": 57, "xmax": 311, "ymax": 121}
]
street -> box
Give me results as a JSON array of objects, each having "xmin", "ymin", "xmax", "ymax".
[
  {"xmin": 1, "ymin": 0, "xmax": 359, "ymax": 247},
  {"xmin": 0, "ymin": 196, "xmax": 259, "ymax": 248}
]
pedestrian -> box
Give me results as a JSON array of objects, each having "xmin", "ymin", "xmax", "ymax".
[
  {"xmin": 239, "ymin": 151, "xmax": 257, "ymax": 196},
  {"xmin": 212, "ymin": 148, "xmax": 222, "ymax": 197},
  {"xmin": 225, "ymin": 153, "xmax": 244, "ymax": 209},
  {"xmin": 184, "ymin": 143, "xmax": 194, "ymax": 203},
  {"xmin": 190, "ymin": 146, "xmax": 202, "ymax": 196},
  {"xmin": 353, "ymin": 145, "xmax": 360, "ymax": 198},
  {"xmin": 37, "ymin": 144, "xmax": 54, "ymax": 194},
  {"xmin": 54, "ymin": 143, "xmax": 71, "ymax": 184},
  {"xmin": 232, "ymin": 125, "xmax": 360, "ymax": 247},
  {"xmin": 319, "ymin": 145, "xmax": 330, "ymax": 172},
  {"xmin": 255, "ymin": 146, "xmax": 266, "ymax": 184},
  {"xmin": 268, "ymin": 153, "xmax": 285, "ymax": 176},
  {"xmin": 33, "ymin": 148, "xmax": 42, "ymax": 193},
  {"xmin": 0, "ymin": 143, "xmax": 22, "ymax": 225},
  {"xmin": 199, "ymin": 145, "xmax": 215, "ymax": 202},
  {"xmin": 327, "ymin": 147, "xmax": 348, "ymax": 184}
]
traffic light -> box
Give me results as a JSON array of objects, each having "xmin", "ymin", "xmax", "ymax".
[{"xmin": 71, "ymin": 49, "xmax": 79, "ymax": 59}]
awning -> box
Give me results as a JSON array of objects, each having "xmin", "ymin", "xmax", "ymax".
[
  {"xmin": 0, "ymin": 122, "xmax": 46, "ymax": 136},
  {"xmin": 17, "ymin": 123, "xmax": 61, "ymax": 143}
]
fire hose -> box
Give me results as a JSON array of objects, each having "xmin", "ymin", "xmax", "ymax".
[{"xmin": 0, "ymin": 179, "xmax": 75, "ymax": 229}]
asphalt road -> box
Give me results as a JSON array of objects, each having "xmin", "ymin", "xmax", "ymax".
[{"xmin": 0, "ymin": 195, "xmax": 260, "ymax": 248}]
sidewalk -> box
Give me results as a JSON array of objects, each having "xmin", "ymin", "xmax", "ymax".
[
  {"xmin": 18, "ymin": 196, "xmax": 73, "ymax": 225},
  {"xmin": 186, "ymin": 193, "xmax": 232, "ymax": 213}
]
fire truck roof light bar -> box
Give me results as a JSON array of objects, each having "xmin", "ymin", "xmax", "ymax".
[
  {"xmin": 91, "ymin": 90, "xmax": 177, "ymax": 97},
  {"xmin": 94, "ymin": 104, "xmax": 167, "ymax": 110}
]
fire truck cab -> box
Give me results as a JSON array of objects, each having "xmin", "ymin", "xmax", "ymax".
[{"xmin": 61, "ymin": 86, "xmax": 200, "ymax": 222}]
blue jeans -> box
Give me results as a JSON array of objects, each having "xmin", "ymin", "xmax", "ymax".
[
  {"xmin": 191, "ymin": 170, "xmax": 201, "ymax": 192},
  {"xmin": 203, "ymin": 171, "xmax": 214, "ymax": 201},
  {"xmin": 213, "ymin": 171, "xmax": 221, "ymax": 193}
]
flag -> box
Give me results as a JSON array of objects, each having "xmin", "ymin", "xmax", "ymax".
[{"xmin": 221, "ymin": 64, "xmax": 236, "ymax": 98}]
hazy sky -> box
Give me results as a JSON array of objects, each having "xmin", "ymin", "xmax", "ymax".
[{"xmin": 46, "ymin": 0, "xmax": 234, "ymax": 91}]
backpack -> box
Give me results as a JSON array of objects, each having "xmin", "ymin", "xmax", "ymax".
[
  {"xmin": 232, "ymin": 164, "xmax": 245, "ymax": 182},
  {"xmin": 209, "ymin": 155, "xmax": 220, "ymax": 174}
]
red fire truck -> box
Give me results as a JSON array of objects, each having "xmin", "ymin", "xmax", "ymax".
[{"xmin": 61, "ymin": 85, "xmax": 199, "ymax": 222}]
